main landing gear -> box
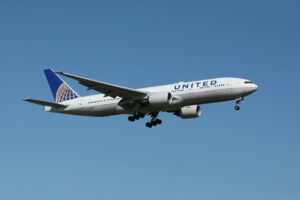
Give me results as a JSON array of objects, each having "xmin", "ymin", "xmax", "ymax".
[
  {"xmin": 234, "ymin": 97, "xmax": 244, "ymax": 111},
  {"xmin": 128, "ymin": 113, "xmax": 145, "ymax": 122},
  {"xmin": 128, "ymin": 112, "xmax": 162, "ymax": 128},
  {"xmin": 145, "ymin": 113, "xmax": 162, "ymax": 128},
  {"xmin": 146, "ymin": 119, "xmax": 162, "ymax": 128}
]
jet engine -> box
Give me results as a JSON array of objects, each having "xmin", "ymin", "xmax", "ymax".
[
  {"xmin": 175, "ymin": 105, "xmax": 201, "ymax": 119},
  {"xmin": 148, "ymin": 92, "xmax": 172, "ymax": 107}
]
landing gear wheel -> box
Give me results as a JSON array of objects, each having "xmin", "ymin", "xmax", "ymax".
[
  {"xmin": 234, "ymin": 105, "xmax": 240, "ymax": 111},
  {"xmin": 156, "ymin": 119, "xmax": 162, "ymax": 125},
  {"xmin": 146, "ymin": 122, "xmax": 152, "ymax": 128},
  {"xmin": 151, "ymin": 120, "xmax": 158, "ymax": 126},
  {"xmin": 128, "ymin": 116, "xmax": 135, "ymax": 122},
  {"xmin": 133, "ymin": 114, "xmax": 140, "ymax": 120}
]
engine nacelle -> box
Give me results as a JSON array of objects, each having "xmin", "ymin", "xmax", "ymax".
[
  {"xmin": 148, "ymin": 92, "xmax": 172, "ymax": 107},
  {"xmin": 176, "ymin": 105, "xmax": 201, "ymax": 119}
]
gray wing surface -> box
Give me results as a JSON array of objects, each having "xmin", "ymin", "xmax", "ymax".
[{"xmin": 56, "ymin": 71, "xmax": 147, "ymax": 99}]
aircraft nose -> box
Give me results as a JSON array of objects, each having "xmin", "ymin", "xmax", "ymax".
[
  {"xmin": 253, "ymin": 84, "xmax": 258, "ymax": 91},
  {"xmin": 243, "ymin": 82, "xmax": 258, "ymax": 96},
  {"xmin": 254, "ymin": 84, "xmax": 258, "ymax": 90}
]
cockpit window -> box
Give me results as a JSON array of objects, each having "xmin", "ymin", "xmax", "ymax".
[{"xmin": 244, "ymin": 81, "xmax": 253, "ymax": 84}]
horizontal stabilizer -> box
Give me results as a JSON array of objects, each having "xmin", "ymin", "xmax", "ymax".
[{"xmin": 23, "ymin": 98, "xmax": 67, "ymax": 108}]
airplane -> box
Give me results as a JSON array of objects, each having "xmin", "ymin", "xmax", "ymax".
[{"xmin": 24, "ymin": 69, "xmax": 258, "ymax": 128}]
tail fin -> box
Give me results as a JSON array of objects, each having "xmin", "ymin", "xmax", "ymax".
[{"xmin": 44, "ymin": 69, "xmax": 80, "ymax": 103}]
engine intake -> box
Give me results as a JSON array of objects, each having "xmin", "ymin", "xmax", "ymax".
[{"xmin": 176, "ymin": 105, "xmax": 201, "ymax": 119}]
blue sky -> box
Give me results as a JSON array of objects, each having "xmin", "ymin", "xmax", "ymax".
[{"xmin": 1, "ymin": 1, "xmax": 299, "ymax": 199}]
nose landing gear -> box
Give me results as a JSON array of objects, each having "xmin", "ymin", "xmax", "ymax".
[
  {"xmin": 234, "ymin": 97, "xmax": 244, "ymax": 111},
  {"xmin": 234, "ymin": 105, "xmax": 240, "ymax": 111}
]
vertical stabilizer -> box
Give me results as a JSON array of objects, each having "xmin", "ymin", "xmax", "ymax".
[{"xmin": 44, "ymin": 69, "xmax": 80, "ymax": 103}]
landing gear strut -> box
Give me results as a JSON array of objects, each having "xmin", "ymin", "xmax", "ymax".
[
  {"xmin": 234, "ymin": 97, "xmax": 244, "ymax": 111},
  {"xmin": 145, "ymin": 113, "xmax": 162, "ymax": 128}
]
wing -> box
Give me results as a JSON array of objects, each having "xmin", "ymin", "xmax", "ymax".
[
  {"xmin": 56, "ymin": 71, "xmax": 147, "ymax": 99},
  {"xmin": 24, "ymin": 98, "xmax": 67, "ymax": 108}
]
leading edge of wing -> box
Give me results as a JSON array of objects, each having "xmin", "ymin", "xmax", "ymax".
[{"xmin": 56, "ymin": 71, "xmax": 148, "ymax": 99}]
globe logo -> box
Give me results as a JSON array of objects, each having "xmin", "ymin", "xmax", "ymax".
[{"xmin": 56, "ymin": 83, "xmax": 78, "ymax": 103}]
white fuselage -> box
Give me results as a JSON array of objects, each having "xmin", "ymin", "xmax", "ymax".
[{"xmin": 46, "ymin": 77, "xmax": 258, "ymax": 117}]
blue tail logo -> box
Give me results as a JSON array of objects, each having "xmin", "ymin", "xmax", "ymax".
[{"xmin": 44, "ymin": 69, "xmax": 80, "ymax": 103}]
